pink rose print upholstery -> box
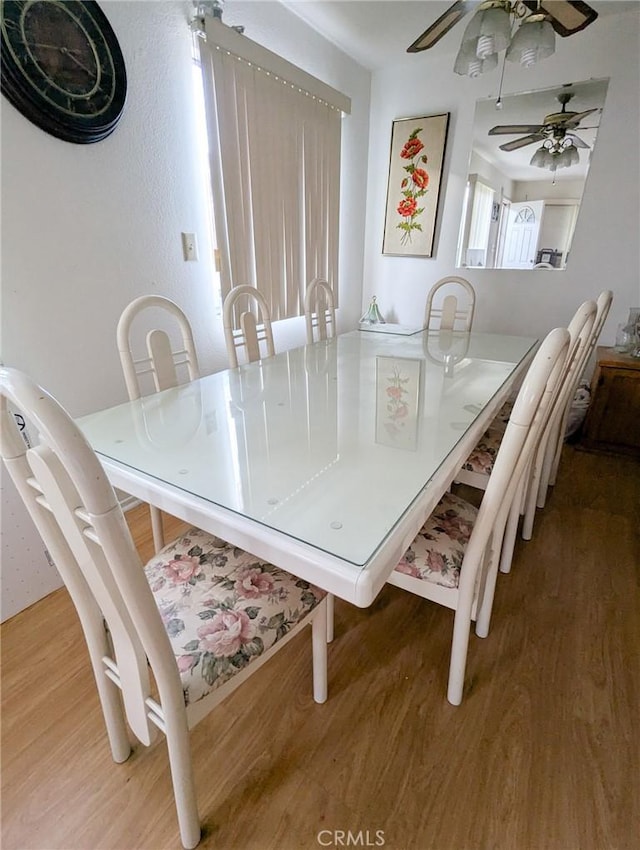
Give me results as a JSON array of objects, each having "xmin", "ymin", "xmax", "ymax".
[
  {"xmin": 459, "ymin": 428, "xmax": 503, "ymax": 476},
  {"xmin": 395, "ymin": 492, "xmax": 478, "ymax": 589},
  {"xmin": 145, "ymin": 528, "xmax": 326, "ymax": 706}
]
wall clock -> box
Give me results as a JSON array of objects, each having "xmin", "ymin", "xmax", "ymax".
[{"xmin": 0, "ymin": 0, "xmax": 127, "ymax": 144}]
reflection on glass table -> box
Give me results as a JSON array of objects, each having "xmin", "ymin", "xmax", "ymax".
[{"xmin": 423, "ymin": 329, "xmax": 471, "ymax": 377}]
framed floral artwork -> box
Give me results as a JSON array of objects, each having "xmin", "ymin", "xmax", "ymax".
[
  {"xmin": 382, "ymin": 113, "xmax": 450, "ymax": 257},
  {"xmin": 375, "ymin": 356, "xmax": 423, "ymax": 451}
]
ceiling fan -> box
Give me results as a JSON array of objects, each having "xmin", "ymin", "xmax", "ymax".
[
  {"xmin": 488, "ymin": 91, "xmax": 598, "ymax": 152},
  {"xmin": 407, "ymin": 0, "xmax": 599, "ymax": 54}
]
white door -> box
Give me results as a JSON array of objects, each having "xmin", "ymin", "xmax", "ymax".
[{"xmin": 500, "ymin": 201, "xmax": 544, "ymax": 269}]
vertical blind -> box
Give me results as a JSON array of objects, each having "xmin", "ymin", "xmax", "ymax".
[
  {"xmin": 468, "ymin": 180, "xmax": 495, "ymax": 252},
  {"xmin": 198, "ymin": 18, "xmax": 349, "ymax": 321}
]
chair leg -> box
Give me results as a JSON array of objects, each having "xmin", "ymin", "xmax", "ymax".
[
  {"xmin": 326, "ymin": 593, "xmax": 334, "ymax": 643},
  {"xmin": 522, "ymin": 455, "xmax": 542, "ymax": 541},
  {"xmin": 95, "ymin": 673, "xmax": 132, "ymax": 764},
  {"xmin": 549, "ymin": 410, "xmax": 569, "ymax": 487},
  {"xmin": 536, "ymin": 450, "xmax": 552, "ymax": 509},
  {"xmin": 164, "ymin": 713, "xmax": 201, "ymax": 850},
  {"xmin": 476, "ymin": 545, "xmax": 499, "ymax": 639},
  {"xmin": 312, "ymin": 600, "xmax": 328, "ymax": 704},
  {"xmin": 538, "ymin": 422, "xmax": 560, "ymax": 508},
  {"xmin": 521, "ymin": 484, "xmax": 536, "ymax": 541},
  {"xmin": 500, "ymin": 494, "xmax": 521, "ymax": 574},
  {"xmin": 86, "ymin": 623, "xmax": 131, "ymax": 763},
  {"xmin": 447, "ymin": 604, "xmax": 473, "ymax": 706},
  {"xmin": 150, "ymin": 504, "xmax": 165, "ymax": 551}
]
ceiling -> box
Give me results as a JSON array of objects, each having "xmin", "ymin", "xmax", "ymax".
[
  {"xmin": 279, "ymin": 1, "xmax": 635, "ymax": 72},
  {"xmin": 274, "ymin": 1, "xmax": 627, "ymax": 183}
]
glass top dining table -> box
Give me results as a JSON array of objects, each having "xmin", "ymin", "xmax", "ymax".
[{"xmin": 77, "ymin": 329, "xmax": 537, "ymax": 606}]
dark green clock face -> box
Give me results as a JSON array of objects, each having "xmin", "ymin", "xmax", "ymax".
[{"xmin": 1, "ymin": 0, "xmax": 127, "ymax": 143}]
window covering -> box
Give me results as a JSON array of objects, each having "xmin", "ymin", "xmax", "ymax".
[
  {"xmin": 198, "ymin": 18, "xmax": 349, "ymax": 320},
  {"xmin": 468, "ymin": 180, "xmax": 495, "ymax": 251}
]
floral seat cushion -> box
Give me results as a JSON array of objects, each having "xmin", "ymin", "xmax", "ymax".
[
  {"xmin": 460, "ymin": 427, "xmax": 503, "ymax": 475},
  {"xmin": 394, "ymin": 492, "xmax": 478, "ymax": 589},
  {"xmin": 491, "ymin": 398, "xmax": 514, "ymax": 433},
  {"xmin": 144, "ymin": 528, "xmax": 326, "ymax": 706}
]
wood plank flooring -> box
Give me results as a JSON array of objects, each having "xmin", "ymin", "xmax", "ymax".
[{"xmin": 1, "ymin": 446, "xmax": 638, "ymax": 850}]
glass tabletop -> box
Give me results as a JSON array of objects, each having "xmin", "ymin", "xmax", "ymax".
[{"xmin": 78, "ymin": 331, "xmax": 536, "ymax": 567}]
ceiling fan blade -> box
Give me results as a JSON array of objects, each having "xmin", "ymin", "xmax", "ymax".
[
  {"xmin": 499, "ymin": 134, "xmax": 547, "ymax": 152},
  {"xmin": 565, "ymin": 133, "xmax": 590, "ymax": 149},
  {"xmin": 407, "ymin": 0, "xmax": 483, "ymax": 52},
  {"xmin": 522, "ymin": 1, "xmax": 598, "ymax": 37},
  {"xmin": 563, "ymin": 107, "xmax": 598, "ymax": 126},
  {"xmin": 489, "ymin": 124, "xmax": 546, "ymax": 136}
]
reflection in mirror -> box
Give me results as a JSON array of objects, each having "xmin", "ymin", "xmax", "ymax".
[{"xmin": 456, "ymin": 78, "xmax": 609, "ymax": 271}]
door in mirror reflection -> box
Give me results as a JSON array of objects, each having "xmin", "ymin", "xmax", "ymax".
[{"xmin": 457, "ymin": 78, "xmax": 609, "ymax": 271}]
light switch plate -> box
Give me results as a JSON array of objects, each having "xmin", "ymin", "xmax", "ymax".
[{"xmin": 181, "ymin": 232, "xmax": 198, "ymax": 261}]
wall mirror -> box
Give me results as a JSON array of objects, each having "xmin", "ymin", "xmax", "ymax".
[{"xmin": 456, "ymin": 77, "xmax": 609, "ymax": 271}]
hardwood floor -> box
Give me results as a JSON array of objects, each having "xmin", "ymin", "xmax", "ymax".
[{"xmin": 1, "ymin": 447, "xmax": 638, "ymax": 850}]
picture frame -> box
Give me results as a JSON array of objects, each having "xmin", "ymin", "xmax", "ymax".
[
  {"xmin": 382, "ymin": 113, "xmax": 450, "ymax": 258},
  {"xmin": 375, "ymin": 356, "xmax": 423, "ymax": 451}
]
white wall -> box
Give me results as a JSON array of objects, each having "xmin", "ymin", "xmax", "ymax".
[
  {"xmin": 362, "ymin": 6, "xmax": 640, "ymax": 337},
  {"xmin": 0, "ymin": 0, "xmax": 371, "ymax": 619}
]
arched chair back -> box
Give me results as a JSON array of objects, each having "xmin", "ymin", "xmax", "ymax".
[
  {"xmin": 116, "ymin": 295, "xmax": 200, "ymax": 550},
  {"xmin": 424, "ymin": 276, "xmax": 476, "ymax": 332},
  {"xmin": 117, "ymin": 295, "xmax": 200, "ymax": 400},
  {"xmin": 0, "ymin": 367, "xmax": 168, "ymax": 768},
  {"xmin": 223, "ymin": 285, "xmax": 275, "ymax": 368},
  {"xmin": 546, "ymin": 289, "xmax": 613, "ymax": 491},
  {"xmin": 304, "ymin": 278, "xmax": 336, "ymax": 344},
  {"xmin": 456, "ymin": 300, "xmax": 598, "ymax": 547},
  {"xmin": 387, "ymin": 327, "xmax": 571, "ymax": 704},
  {"xmin": 0, "ymin": 366, "xmax": 327, "ymax": 849},
  {"xmin": 520, "ymin": 299, "xmax": 597, "ymax": 539}
]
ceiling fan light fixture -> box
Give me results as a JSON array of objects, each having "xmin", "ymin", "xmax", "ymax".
[
  {"xmin": 531, "ymin": 135, "xmax": 580, "ymax": 171},
  {"xmin": 566, "ymin": 132, "xmax": 590, "ymax": 150},
  {"xmin": 566, "ymin": 145, "xmax": 580, "ymax": 166},
  {"xmin": 453, "ymin": 43, "xmax": 498, "ymax": 77},
  {"xmin": 458, "ymin": 2, "xmax": 512, "ymax": 60},
  {"xmin": 506, "ymin": 16, "xmax": 556, "ymax": 68},
  {"xmin": 530, "ymin": 146, "xmax": 551, "ymax": 168}
]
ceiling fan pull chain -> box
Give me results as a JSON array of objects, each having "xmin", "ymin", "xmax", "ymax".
[{"xmin": 495, "ymin": 44, "xmax": 509, "ymax": 109}]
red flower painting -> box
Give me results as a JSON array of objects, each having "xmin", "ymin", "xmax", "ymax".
[
  {"xmin": 395, "ymin": 128, "xmax": 430, "ymax": 245},
  {"xmin": 397, "ymin": 197, "xmax": 417, "ymax": 218}
]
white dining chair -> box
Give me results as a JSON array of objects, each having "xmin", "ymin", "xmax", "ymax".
[
  {"xmin": 304, "ymin": 278, "xmax": 336, "ymax": 344},
  {"xmin": 456, "ymin": 294, "xmax": 610, "ymax": 543},
  {"xmin": 486, "ymin": 290, "xmax": 612, "ymax": 448},
  {"xmin": 224, "ymin": 285, "xmax": 336, "ymax": 642},
  {"xmin": 223, "ymin": 285, "xmax": 275, "ymax": 368},
  {"xmin": 477, "ymin": 301, "xmax": 599, "ymax": 579},
  {"xmin": 519, "ymin": 300, "xmax": 598, "ymax": 539},
  {"xmin": 544, "ymin": 289, "xmax": 613, "ymax": 496},
  {"xmin": 117, "ymin": 295, "xmax": 200, "ymax": 551},
  {"xmin": 0, "ymin": 366, "xmax": 328, "ymax": 850},
  {"xmin": 424, "ymin": 276, "xmax": 476, "ymax": 332},
  {"xmin": 387, "ymin": 327, "xmax": 570, "ymax": 705}
]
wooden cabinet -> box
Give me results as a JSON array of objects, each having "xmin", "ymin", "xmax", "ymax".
[{"xmin": 581, "ymin": 347, "xmax": 640, "ymax": 457}]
